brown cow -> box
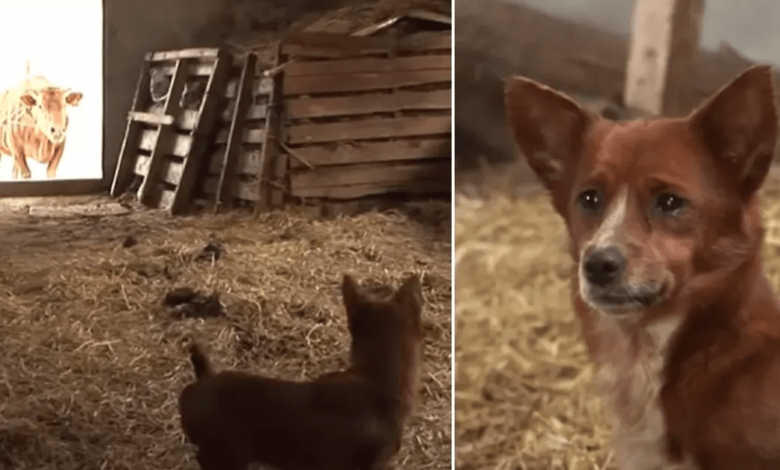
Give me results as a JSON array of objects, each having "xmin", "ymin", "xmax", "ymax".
[{"xmin": 0, "ymin": 75, "xmax": 83, "ymax": 179}]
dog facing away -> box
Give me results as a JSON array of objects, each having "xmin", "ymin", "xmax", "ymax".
[
  {"xmin": 505, "ymin": 66, "xmax": 780, "ymax": 469},
  {"xmin": 178, "ymin": 274, "xmax": 424, "ymax": 470}
]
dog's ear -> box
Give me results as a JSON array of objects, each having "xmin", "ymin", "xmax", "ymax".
[
  {"xmin": 342, "ymin": 274, "xmax": 364, "ymax": 321},
  {"xmin": 689, "ymin": 65, "xmax": 778, "ymax": 197},
  {"xmin": 505, "ymin": 77, "xmax": 594, "ymax": 210},
  {"xmin": 393, "ymin": 274, "xmax": 424, "ymax": 316}
]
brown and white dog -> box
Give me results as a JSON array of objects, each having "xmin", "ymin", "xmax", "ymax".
[
  {"xmin": 505, "ymin": 66, "xmax": 780, "ymax": 469},
  {"xmin": 178, "ymin": 274, "xmax": 424, "ymax": 470}
]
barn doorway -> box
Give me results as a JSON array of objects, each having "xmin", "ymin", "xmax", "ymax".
[{"xmin": 0, "ymin": 0, "xmax": 103, "ymax": 185}]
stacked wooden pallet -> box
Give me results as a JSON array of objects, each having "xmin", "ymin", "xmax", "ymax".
[{"xmin": 111, "ymin": 24, "xmax": 452, "ymax": 214}]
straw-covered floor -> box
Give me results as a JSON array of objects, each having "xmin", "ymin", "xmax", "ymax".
[
  {"xmin": 0, "ymin": 200, "xmax": 451, "ymax": 470},
  {"xmin": 454, "ymin": 170, "xmax": 780, "ymax": 470}
]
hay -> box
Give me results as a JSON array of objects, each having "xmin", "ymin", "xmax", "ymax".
[
  {"xmin": 454, "ymin": 171, "xmax": 780, "ymax": 470},
  {"xmin": 0, "ymin": 201, "xmax": 451, "ymax": 470}
]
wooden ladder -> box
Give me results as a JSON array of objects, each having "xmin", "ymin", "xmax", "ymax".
[{"xmin": 110, "ymin": 48, "xmax": 230, "ymax": 215}]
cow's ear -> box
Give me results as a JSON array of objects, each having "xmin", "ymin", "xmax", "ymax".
[
  {"xmin": 65, "ymin": 91, "xmax": 83, "ymax": 106},
  {"xmin": 20, "ymin": 94, "xmax": 36, "ymax": 107}
]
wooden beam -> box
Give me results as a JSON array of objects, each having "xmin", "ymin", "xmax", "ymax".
[{"xmin": 624, "ymin": 0, "xmax": 705, "ymax": 117}]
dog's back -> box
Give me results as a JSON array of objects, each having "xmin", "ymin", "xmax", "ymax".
[
  {"xmin": 178, "ymin": 274, "xmax": 424, "ymax": 470},
  {"xmin": 180, "ymin": 370, "xmax": 400, "ymax": 469}
]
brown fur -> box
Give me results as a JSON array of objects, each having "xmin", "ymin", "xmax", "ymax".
[
  {"xmin": 505, "ymin": 66, "xmax": 780, "ymax": 469},
  {"xmin": 178, "ymin": 274, "xmax": 424, "ymax": 470}
]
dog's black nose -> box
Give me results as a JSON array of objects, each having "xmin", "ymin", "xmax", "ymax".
[{"xmin": 583, "ymin": 247, "xmax": 625, "ymax": 287}]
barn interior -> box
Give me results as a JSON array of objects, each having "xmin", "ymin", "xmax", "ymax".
[
  {"xmin": 0, "ymin": 0, "xmax": 452, "ymax": 469},
  {"xmin": 454, "ymin": 1, "xmax": 780, "ymax": 469}
]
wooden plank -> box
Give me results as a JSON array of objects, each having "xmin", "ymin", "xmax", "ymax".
[
  {"xmin": 147, "ymin": 48, "xmax": 220, "ymax": 61},
  {"xmin": 255, "ymin": 50, "xmax": 283, "ymax": 215},
  {"xmin": 134, "ymin": 154, "xmax": 182, "ymax": 186},
  {"xmin": 292, "ymin": 177, "xmax": 451, "ymax": 199},
  {"xmin": 284, "ymin": 55, "xmax": 451, "ymax": 77},
  {"xmin": 169, "ymin": 51, "xmax": 232, "ymax": 214},
  {"xmin": 129, "ymin": 111, "xmax": 174, "ymax": 126},
  {"xmin": 270, "ymin": 153, "xmax": 288, "ymax": 207},
  {"xmin": 286, "ymin": 89, "xmax": 451, "ymax": 119},
  {"xmin": 281, "ymin": 32, "xmax": 451, "ymax": 59},
  {"xmin": 110, "ymin": 59, "xmax": 150, "ymax": 196},
  {"xmin": 624, "ymin": 0, "xmax": 704, "ymax": 116},
  {"xmin": 215, "ymin": 128, "xmax": 266, "ymax": 144},
  {"xmin": 284, "ymin": 70, "xmax": 451, "ymax": 96},
  {"xmin": 287, "ymin": 115, "xmax": 451, "ymax": 145},
  {"xmin": 0, "ymin": 179, "xmax": 104, "ymax": 198},
  {"xmin": 215, "ymin": 53, "xmax": 257, "ymax": 209},
  {"xmin": 144, "ymin": 106, "xmax": 226, "ymax": 130},
  {"xmin": 225, "ymin": 77, "xmax": 274, "ymax": 98},
  {"xmin": 139, "ymin": 129, "xmax": 192, "ymax": 157},
  {"xmin": 290, "ymin": 158, "xmax": 451, "ymax": 190},
  {"xmin": 220, "ymin": 102, "xmax": 268, "ymax": 122},
  {"xmin": 207, "ymin": 149, "xmax": 262, "ymax": 175},
  {"xmin": 202, "ymin": 175, "xmax": 260, "ymax": 201},
  {"xmin": 155, "ymin": 62, "xmax": 216, "ymax": 76},
  {"xmin": 289, "ymin": 138, "xmax": 450, "ymax": 169}
]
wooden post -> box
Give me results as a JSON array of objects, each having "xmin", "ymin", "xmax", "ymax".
[{"xmin": 623, "ymin": 0, "xmax": 705, "ymax": 117}]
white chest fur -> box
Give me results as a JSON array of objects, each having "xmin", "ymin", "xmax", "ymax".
[{"xmin": 593, "ymin": 315, "xmax": 697, "ymax": 470}]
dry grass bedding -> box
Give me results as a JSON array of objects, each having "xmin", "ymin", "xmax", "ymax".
[
  {"xmin": 454, "ymin": 171, "xmax": 780, "ymax": 470},
  {"xmin": 0, "ymin": 200, "xmax": 451, "ymax": 470}
]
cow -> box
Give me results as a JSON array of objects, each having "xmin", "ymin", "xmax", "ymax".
[{"xmin": 0, "ymin": 70, "xmax": 83, "ymax": 180}]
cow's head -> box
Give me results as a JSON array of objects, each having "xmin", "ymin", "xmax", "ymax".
[{"xmin": 20, "ymin": 88, "xmax": 83, "ymax": 144}]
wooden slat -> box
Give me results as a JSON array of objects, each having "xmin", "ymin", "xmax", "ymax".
[
  {"xmin": 225, "ymin": 77, "xmax": 274, "ymax": 98},
  {"xmin": 168, "ymin": 51, "xmax": 232, "ymax": 214},
  {"xmin": 156, "ymin": 62, "xmax": 215, "ymax": 76},
  {"xmin": 281, "ymin": 32, "xmax": 451, "ymax": 59},
  {"xmin": 286, "ymin": 89, "xmax": 451, "ymax": 119},
  {"xmin": 207, "ymin": 149, "xmax": 262, "ymax": 175},
  {"xmin": 159, "ymin": 189, "xmax": 176, "ymax": 209},
  {"xmin": 215, "ymin": 53, "xmax": 257, "ymax": 209},
  {"xmin": 202, "ymin": 175, "xmax": 260, "ymax": 201},
  {"xmin": 139, "ymin": 129, "xmax": 192, "ymax": 156},
  {"xmin": 129, "ymin": 111, "xmax": 174, "ymax": 126},
  {"xmin": 290, "ymin": 159, "xmax": 451, "ymax": 190},
  {"xmin": 220, "ymin": 102, "xmax": 268, "ymax": 122},
  {"xmin": 283, "ymin": 70, "xmax": 451, "ymax": 96},
  {"xmin": 270, "ymin": 153, "xmax": 288, "ymax": 207},
  {"xmin": 134, "ymin": 154, "xmax": 182, "ymax": 186},
  {"xmin": 292, "ymin": 177, "xmax": 451, "ymax": 199},
  {"xmin": 215, "ymin": 128, "xmax": 266, "ymax": 144},
  {"xmin": 110, "ymin": 60, "xmax": 150, "ymax": 196},
  {"xmin": 147, "ymin": 48, "xmax": 220, "ymax": 61},
  {"xmin": 287, "ymin": 116, "xmax": 451, "ymax": 145},
  {"xmin": 624, "ymin": 0, "xmax": 704, "ymax": 116},
  {"xmin": 144, "ymin": 106, "xmax": 263, "ymax": 129},
  {"xmin": 288, "ymin": 138, "xmax": 450, "ymax": 169},
  {"xmin": 284, "ymin": 55, "xmax": 451, "ymax": 77}
]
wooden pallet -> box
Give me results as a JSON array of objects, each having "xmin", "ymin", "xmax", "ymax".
[
  {"xmin": 110, "ymin": 48, "xmax": 230, "ymax": 214},
  {"xmin": 278, "ymin": 31, "xmax": 452, "ymax": 201}
]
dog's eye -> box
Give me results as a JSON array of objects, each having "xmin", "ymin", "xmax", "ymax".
[
  {"xmin": 577, "ymin": 189, "xmax": 602, "ymax": 212},
  {"xmin": 655, "ymin": 193, "xmax": 686, "ymax": 216}
]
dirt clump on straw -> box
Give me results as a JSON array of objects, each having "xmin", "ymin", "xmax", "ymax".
[
  {"xmin": 0, "ymin": 201, "xmax": 451, "ymax": 470},
  {"xmin": 454, "ymin": 170, "xmax": 780, "ymax": 470}
]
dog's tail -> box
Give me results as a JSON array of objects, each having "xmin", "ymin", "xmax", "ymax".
[{"xmin": 188, "ymin": 343, "xmax": 213, "ymax": 379}]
